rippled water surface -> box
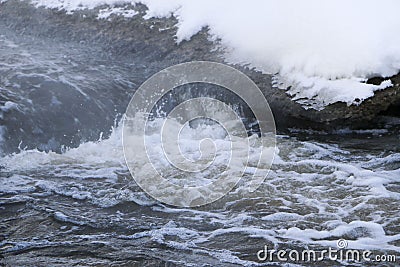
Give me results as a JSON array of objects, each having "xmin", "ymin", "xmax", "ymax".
[{"xmin": 1, "ymin": 131, "xmax": 399, "ymax": 266}]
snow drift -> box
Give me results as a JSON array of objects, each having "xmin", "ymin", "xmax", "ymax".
[{"xmin": 30, "ymin": 0, "xmax": 400, "ymax": 109}]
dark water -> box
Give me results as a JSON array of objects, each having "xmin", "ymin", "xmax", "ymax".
[{"xmin": 1, "ymin": 2, "xmax": 399, "ymax": 266}]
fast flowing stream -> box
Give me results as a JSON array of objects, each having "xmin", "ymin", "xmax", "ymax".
[{"xmin": 0, "ymin": 4, "xmax": 399, "ymax": 266}]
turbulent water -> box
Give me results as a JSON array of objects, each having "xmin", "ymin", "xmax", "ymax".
[
  {"xmin": 1, "ymin": 3, "xmax": 400, "ymax": 267},
  {"xmin": 1, "ymin": 124, "xmax": 399, "ymax": 266}
]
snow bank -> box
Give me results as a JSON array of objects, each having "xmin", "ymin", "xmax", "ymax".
[{"xmin": 31, "ymin": 0, "xmax": 400, "ymax": 109}]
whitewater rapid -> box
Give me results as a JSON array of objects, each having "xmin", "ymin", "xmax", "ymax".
[{"xmin": 1, "ymin": 120, "xmax": 400, "ymax": 265}]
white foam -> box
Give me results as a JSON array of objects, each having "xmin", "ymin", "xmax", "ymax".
[
  {"xmin": 30, "ymin": 0, "xmax": 400, "ymax": 108},
  {"xmin": 261, "ymin": 212, "xmax": 303, "ymax": 221},
  {"xmin": 280, "ymin": 221, "xmax": 400, "ymax": 251},
  {"xmin": 0, "ymin": 115, "xmax": 273, "ymax": 207},
  {"xmin": 0, "ymin": 174, "xmax": 36, "ymax": 194},
  {"xmin": 1, "ymin": 127, "xmax": 399, "ymax": 253}
]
